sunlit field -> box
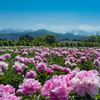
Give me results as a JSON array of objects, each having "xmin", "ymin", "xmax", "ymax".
[{"xmin": 0, "ymin": 46, "xmax": 100, "ymax": 100}]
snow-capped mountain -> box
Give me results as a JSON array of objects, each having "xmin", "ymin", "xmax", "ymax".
[
  {"xmin": 65, "ymin": 30, "xmax": 98, "ymax": 36},
  {"xmin": 0, "ymin": 28, "xmax": 34, "ymax": 34}
]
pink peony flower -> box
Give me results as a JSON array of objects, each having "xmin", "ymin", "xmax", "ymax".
[
  {"xmin": 37, "ymin": 62, "xmax": 47, "ymax": 72},
  {"xmin": 93, "ymin": 59, "xmax": 100, "ymax": 67},
  {"xmin": 29, "ymin": 58, "xmax": 35, "ymax": 65},
  {"xmin": 23, "ymin": 51, "xmax": 28, "ymax": 56},
  {"xmin": 26, "ymin": 70, "xmax": 37, "ymax": 78},
  {"xmin": 42, "ymin": 58, "xmax": 47, "ymax": 62},
  {"xmin": 0, "ymin": 84, "xmax": 15, "ymax": 97},
  {"xmin": 69, "ymin": 57, "xmax": 76, "ymax": 62},
  {"xmin": 16, "ymin": 68, "xmax": 23, "ymax": 73},
  {"xmin": 0, "ymin": 93, "xmax": 21, "ymax": 100},
  {"xmin": 46, "ymin": 68, "xmax": 53, "ymax": 75},
  {"xmin": 0, "ymin": 69, "xmax": 3, "ymax": 75},
  {"xmin": 63, "ymin": 67, "xmax": 71, "ymax": 73},
  {"xmin": 71, "ymin": 70, "xmax": 100, "ymax": 98},
  {"xmin": 17, "ymin": 79, "xmax": 42, "ymax": 97},
  {"xmin": 0, "ymin": 61, "xmax": 8, "ymax": 70},
  {"xmin": 76, "ymin": 59, "xmax": 81, "ymax": 64},
  {"xmin": 4, "ymin": 53, "xmax": 11, "ymax": 59},
  {"xmin": 80, "ymin": 56, "xmax": 87, "ymax": 63},
  {"xmin": 41, "ymin": 75, "xmax": 71, "ymax": 100},
  {"xmin": 65, "ymin": 60, "xmax": 71, "ymax": 66},
  {"xmin": 71, "ymin": 63, "xmax": 77, "ymax": 67},
  {"xmin": 17, "ymin": 72, "xmax": 21, "ymax": 76}
]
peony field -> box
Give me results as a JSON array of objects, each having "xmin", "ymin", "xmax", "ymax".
[{"xmin": 0, "ymin": 46, "xmax": 100, "ymax": 100}]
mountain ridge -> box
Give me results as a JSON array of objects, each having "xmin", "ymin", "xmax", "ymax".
[
  {"xmin": 0, "ymin": 28, "xmax": 99, "ymax": 36},
  {"xmin": 0, "ymin": 28, "xmax": 87, "ymax": 42}
]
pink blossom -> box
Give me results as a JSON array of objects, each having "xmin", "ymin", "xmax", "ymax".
[
  {"xmin": 41, "ymin": 75, "xmax": 70, "ymax": 100},
  {"xmin": 3, "ymin": 53, "xmax": 11, "ymax": 59},
  {"xmin": 17, "ymin": 72, "xmax": 21, "ymax": 76},
  {"xmin": 80, "ymin": 56, "xmax": 87, "ymax": 63},
  {"xmin": 0, "ymin": 84, "xmax": 15, "ymax": 97},
  {"xmin": 26, "ymin": 70, "xmax": 37, "ymax": 78},
  {"xmin": 35, "ymin": 52, "xmax": 39, "ymax": 56},
  {"xmin": 13, "ymin": 62, "xmax": 28, "ymax": 71},
  {"xmin": 0, "ymin": 61, "xmax": 8, "ymax": 70},
  {"xmin": 0, "ymin": 69, "xmax": 3, "ymax": 75},
  {"xmin": 17, "ymin": 79, "xmax": 42, "ymax": 97},
  {"xmin": 0, "ymin": 93, "xmax": 21, "ymax": 100},
  {"xmin": 23, "ymin": 51, "xmax": 28, "ymax": 56},
  {"xmin": 93, "ymin": 59, "xmax": 100, "ymax": 67},
  {"xmin": 30, "ymin": 58, "xmax": 35, "ymax": 65},
  {"xmin": 34, "ymin": 56, "xmax": 42, "ymax": 61},
  {"xmin": 65, "ymin": 60, "xmax": 71, "ymax": 66},
  {"xmin": 63, "ymin": 67, "xmax": 71, "ymax": 73},
  {"xmin": 46, "ymin": 68, "xmax": 53, "ymax": 75},
  {"xmin": 69, "ymin": 57, "xmax": 76, "ymax": 62},
  {"xmin": 16, "ymin": 68, "xmax": 23, "ymax": 73},
  {"xmin": 42, "ymin": 58, "xmax": 47, "ymax": 62},
  {"xmin": 37, "ymin": 62, "xmax": 47, "ymax": 72},
  {"xmin": 71, "ymin": 63, "xmax": 77, "ymax": 67},
  {"xmin": 61, "ymin": 51, "xmax": 68, "ymax": 56},
  {"xmin": 71, "ymin": 70, "xmax": 100, "ymax": 98},
  {"xmin": 76, "ymin": 59, "xmax": 81, "ymax": 63}
]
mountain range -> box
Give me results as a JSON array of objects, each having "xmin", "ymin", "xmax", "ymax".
[{"xmin": 0, "ymin": 28, "xmax": 99, "ymax": 42}]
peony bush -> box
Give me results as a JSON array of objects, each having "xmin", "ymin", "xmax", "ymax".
[{"xmin": 0, "ymin": 46, "xmax": 100, "ymax": 99}]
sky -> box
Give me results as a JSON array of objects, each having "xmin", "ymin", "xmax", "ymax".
[{"xmin": 0, "ymin": 0, "xmax": 100, "ymax": 33}]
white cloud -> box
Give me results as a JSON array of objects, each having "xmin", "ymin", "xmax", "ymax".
[
  {"xmin": 33, "ymin": 24, "xmax": 100, "ymax": 33},
  {"xmin": 49, "ymin": 25, "xmax": 75, "ymax": 33},
  {"xmin": 37, "ymin": 23, "xmax": 47, "ymax": 27},
  {"xmin": 77, "ymin": 24, "xmax": 100, "ymax": 32},
  {"xmin": 74, "ymin": 31, "xmax": 78, "ymax": 35}
]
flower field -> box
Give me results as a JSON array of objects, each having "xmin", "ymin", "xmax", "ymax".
[{"xmin": 0, "ymin": 46, "xmax": 100, "ymax": 100}]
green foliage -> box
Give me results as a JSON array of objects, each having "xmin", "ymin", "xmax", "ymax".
[
  {"xmin": 19, "ymin": 34, "xmax": 34, "ymax": 42},
  {"xmin": 8, "ymin": 40, "xmax": 15, "ymax": 46},
  {"xmin": 26, "ymin": 40, "xmax": 31, "ymax": 46},
  {"xmin": 21, "ymin": 40, "xmax": 26, "ymax": 46},
  {"xmin": 32, "ymin": 36, "xmax": 46, "ymax": 44},
  {"xmin": 46, "ymin": 34, "xmax": 56, "ymax": 45},
  {"xmin": 0, "ymin": 40, "xmax": 4, "ymax": 46},
  {"xmin": 55, "ymin": 42, "xmax": 60, "ymax": 47},
  {"xmin": 16, "ymin": 40, "xmax": 22, "ymax": 46},
  {"xmin": 70, "ymin": 42, "xmax": 75, "ymax": 47},
  {"xmin": 60, "ymin": 43, "xmax": 65, "ymax": 47},
  {"xmin": 4, "ymin": 40, "xmax": 9, "ymax": 46},
  {"xmin": 36, "ymin": 41, "xmax": 40, "ymax": 46},
  {"xmin": 65, "ymin": 42, "xmax": 69, "ymax": 46},
  {"xmin": 96, "ymin": 36, "xmax": 100, "ymax": 43},
  {"xmin": 81, "ymin": 35, "xmax": 97, "ymax": 42}
]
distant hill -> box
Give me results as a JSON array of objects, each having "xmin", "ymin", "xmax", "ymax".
[{"xmin": 0, "ymin": 28, "xmax": 88, "ymax": 42}]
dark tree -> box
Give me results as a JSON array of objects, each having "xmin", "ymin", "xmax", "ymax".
[{"xmin": 46, "ymin": 34, "xmax": 56, "ymax": 45}]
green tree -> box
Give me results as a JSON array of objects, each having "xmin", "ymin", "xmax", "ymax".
[
  {"xmin": 26, "ymin": 40, "xmax": 30, "ymax": 46},
  {"xmin": 32, "ymin": 36, "xmax": 46, "ymax": 43},
  {"xmin": 60, "ymin": 43, "xmax": 64, "ymax": 47},
  {"xmin": 36, "ymin": 41, "xmax": 40, "ymax": 46},
  {"xmin": 55, "ymin": 42, "xmax": 59, "ymax": 47},
  {"xmin": 16, "ymin": 40, "xmax": 22, "ymax": 46},
  {"xmin": 65, "ymin": 42, "xmax": 69, "ymax": 46},
  {"xmin": 8, "ymin": 40, "xmax": 15, "ymax": 46},
  {"xmin": 70, "ymin": 43, "xmax": 74, "ymax": 47},
  {"xmin": 21, "ymin": 40, "xmax": 26, "ymax": 46},
  {"xmin": 4, "ymin": 40, "xmax": 9, "ymax": 46},
  {"xmin": 46, "ymin": 34, "xmax": 56, "ymax": 45},
  {"xmin": 0, "ymin": 40, "xmax": 4, "ymax": 46},
  {"xmin": 96, "ymin": 36, "xmax": 100, "ymax": 43}
]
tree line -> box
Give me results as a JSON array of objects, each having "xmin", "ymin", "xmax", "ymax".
[{"xmin": 0, "ymin": 34, "xmax": 100, "ymax": 47}]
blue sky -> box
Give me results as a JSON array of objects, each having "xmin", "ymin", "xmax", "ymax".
[{"xmin": 0, "ymin": 0, "xmax": 100, "ymax": 33}]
